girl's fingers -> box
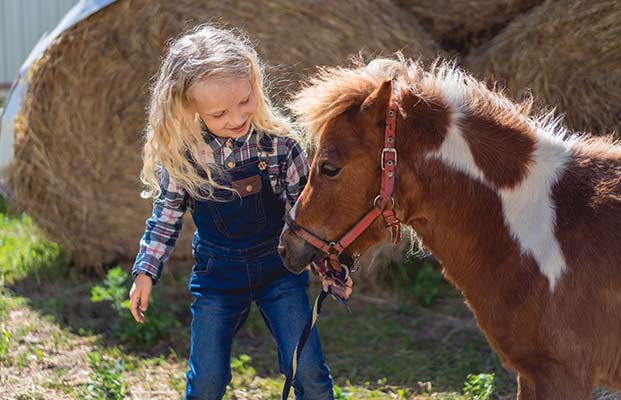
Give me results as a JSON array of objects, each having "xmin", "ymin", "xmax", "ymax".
[
  {"xmin": 140, "ymin": 290, "xmax": 150, "ymax": 313},
  {"xmin": 129, "ymin": 287, "xmax": 145, "ymax": 323}
]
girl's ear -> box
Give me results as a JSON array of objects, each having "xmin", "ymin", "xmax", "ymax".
[{"xmin": 359, "ymin": 79, "xmax": 392, "ymax": 126}]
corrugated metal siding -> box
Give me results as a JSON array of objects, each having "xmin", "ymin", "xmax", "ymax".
[{"xmin": 0, "ymin": 0, "xmax": 77, "ymax": 85}]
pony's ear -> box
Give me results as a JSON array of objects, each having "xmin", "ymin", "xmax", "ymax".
[{"xmin": 359, "ymin": 79, "xmax": 392, "ymax": 125}]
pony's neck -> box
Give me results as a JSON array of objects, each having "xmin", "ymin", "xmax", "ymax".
[{"xmin": 396, "ymin": 91, "xmax": 574, "ymax": 294}]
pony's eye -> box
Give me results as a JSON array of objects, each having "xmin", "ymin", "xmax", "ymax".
[{"xmin": 320, "ymin": 163, "xmax": 342, "ymax": 178}]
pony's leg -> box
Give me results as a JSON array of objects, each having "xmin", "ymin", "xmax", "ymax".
[
  {"xmin": 531, "ymin": 365, "xmax": 592, "ymax": 400},
  {"xmin": 516, "ymin": 374, "xmax": 536, "ymax": 400}
]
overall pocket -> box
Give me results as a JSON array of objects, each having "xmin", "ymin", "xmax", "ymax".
[
  {"xmin": 207, "ymin": 174, "xmax": 267, "ymax": 239},
  {"xmin": 191, "ymin": 251, "xmax": 213, "ymax": 275}
]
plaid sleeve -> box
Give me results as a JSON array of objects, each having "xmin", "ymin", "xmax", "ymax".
[
  {"xmin": 132, "ymin": 168, "xmax": 187, "ymax": 285},
  {"xmin": 282, "ymin": 139, "xmax": 311, "ymax": 206}
]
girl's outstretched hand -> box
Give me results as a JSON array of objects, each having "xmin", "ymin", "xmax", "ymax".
[{"xmin": 129, "ymin": 273, "xmax": 152, "ymax": 323}]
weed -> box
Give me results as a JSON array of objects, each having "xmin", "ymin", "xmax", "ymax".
[
  {"xmin": 334, "ymin": 383, "xmax": 352, "ymax": 399},
  {"xmin": 231, "ymin": 353, "xmax": 255, "ymax": 375},
  {"xmin": 79, "ymin": 351, "xmax": 129, "ymax": 400},
  {"xmin": 0, "ymin": 296, "xmax": 7, "ymax": 322},
  {"xmin": 15, "ymin": 351, "xmax": 27, "ymax": 370},
  {"xmin": 462, "ymin": 373, "xmax": 495, "ymax": 400},
  {"xmin": 170, "ymin": 369, "xmax": 187, "ymax": 394},
  {"xmin": 91, "ymin": 266, "xmax": 180, "ymax": 348},
  {"xmin": 33, "ymin": 347, "xmax": 43, "ymax": 361},
  {"xmin": 0, "ymin": 328, "xmax": 11, "ymax": 362}
]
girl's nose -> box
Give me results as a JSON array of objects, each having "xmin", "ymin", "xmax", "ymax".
[{"xmin": 229, "ymin": 109, "xmax": 246, "ymax": 127}]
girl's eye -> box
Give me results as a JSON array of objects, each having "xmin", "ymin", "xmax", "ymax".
[
  {"xmin": 240, "ymin": 96, "xmax": 250, "ymax": 104},
  {"xmin": 320, "ymin": 162, "xmax": 341, "ymax": 178},
  {"xmin": 211, "ymin": 111, "xmax": 225, "ymax": 118}
]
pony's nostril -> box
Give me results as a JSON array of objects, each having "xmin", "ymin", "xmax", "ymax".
[{"xmin": 277, "ymin": 245, "xmax": 287, "ymax": 258}]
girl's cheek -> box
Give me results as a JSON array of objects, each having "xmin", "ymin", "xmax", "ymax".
[{"xmin": 244, "ymin": 97, "xmax": 257, "ymax": 114}]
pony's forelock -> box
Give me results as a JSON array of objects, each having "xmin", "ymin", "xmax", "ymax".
[{"xmin": 287, "ymin": 55, "xmax": 408, "ymax": 147}]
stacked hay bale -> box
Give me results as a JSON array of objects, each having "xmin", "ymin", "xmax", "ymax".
[
  {"xmin": 465, "ymin": 0, "xmax": 621, "ymax": 135},
  {"xmin": 11, "ymin": 0, "xmax": 440, "ymax": 269},
  {"xmin": 394, "ymin": 0, "xmax": 542, "ymax": 55}
]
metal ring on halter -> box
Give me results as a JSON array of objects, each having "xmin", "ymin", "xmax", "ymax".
[
  {"xmin": 350, "ymin": 254, "xmax": 360, "ymax": 273},
  {"xmin": 341, "ymin": 264, "xmax": 350, "ymax": 282},
  {"xmin": 373, "ymin": 195, "xmax": 395, "ymax": 210}
]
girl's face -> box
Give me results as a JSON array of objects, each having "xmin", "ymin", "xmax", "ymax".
[{"xmin": 191, "ymin": 77, "xmax": 257, "ymax": 138}]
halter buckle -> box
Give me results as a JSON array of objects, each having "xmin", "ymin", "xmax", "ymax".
[{"xmin": 381, "ymin": 148, "xmax": 397, "ymax": 170}]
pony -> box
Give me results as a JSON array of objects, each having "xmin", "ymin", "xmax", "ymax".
[{"xmin": 278, "ymin": 54, "xmax": 621, "ymax": 399}]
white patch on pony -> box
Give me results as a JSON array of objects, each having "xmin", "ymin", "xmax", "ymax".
[
  {"xmin": 426, "ymin": 111, "xmax": 486, "ymax": 183},
  {"xmin": 499, "ymin": 129, "xmax": 572, "ymax": 291},
  {"xmin": 427, "ymin": 106, "xmax": 572, "ymax": 292},
  {"xmin": 432, "ymin": 68, "xmax": 467, "ymax": 113},
  {"xmin": 289, "ymin": 200, "xmax": 299, "ymax": 220}
]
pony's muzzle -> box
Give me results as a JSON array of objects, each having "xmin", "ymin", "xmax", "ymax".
[{"xmin": 278, "ymin": 226, "xmax": 321, "ymax": 274}]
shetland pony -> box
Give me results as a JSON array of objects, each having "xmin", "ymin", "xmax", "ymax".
[{"xmin": 279, "ymin": 55, "xmax": 621, "ymax": 399}]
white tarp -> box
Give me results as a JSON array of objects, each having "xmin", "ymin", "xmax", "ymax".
[{"xmin": 0, "ymin": 0, "xmax": 117, "ymax": 195}]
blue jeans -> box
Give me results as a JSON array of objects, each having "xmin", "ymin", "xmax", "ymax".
[{"xmin": 185, "ymin": 254, "xmax": 334, "ymax": 400}]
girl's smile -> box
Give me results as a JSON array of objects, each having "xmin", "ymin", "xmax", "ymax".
[{"xmin": 230, "ymin": 119, "xmax": 250, "ymax": 134}]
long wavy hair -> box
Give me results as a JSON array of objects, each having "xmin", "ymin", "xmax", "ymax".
[{"xmin": 141, "ymin": 24, "xmax": 291, "ymax": 200}]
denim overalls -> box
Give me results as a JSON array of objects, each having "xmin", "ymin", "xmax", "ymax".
[{"xmin": 184, "ymin": 135, "xmax": 334, "ymax": 400}]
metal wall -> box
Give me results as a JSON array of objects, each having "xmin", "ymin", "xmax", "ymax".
[{"xmin": 0, "ymin": 0, "xmax": 76, "ymax": 86}]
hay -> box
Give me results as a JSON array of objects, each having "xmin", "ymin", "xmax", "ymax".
[
  {"xmin": 394, "ymin": 0, "xmax": 542, "ymax": 54},
  {"xmin": 465, "ymin": 0, "xmax": 621, "ymax": 136},
  {"xmin": 11, "ymin": 0, "xmax": 440, "ymax": 269}
]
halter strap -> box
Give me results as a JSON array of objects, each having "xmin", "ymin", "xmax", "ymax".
[{"xmin": 380, "ymin": 100, "xmax": 398, "ymax": 203}]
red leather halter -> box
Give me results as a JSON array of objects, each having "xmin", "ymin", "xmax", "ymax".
[{"xmin": 286, "ymin": 98, "xmax": 401, "ymax": 282}]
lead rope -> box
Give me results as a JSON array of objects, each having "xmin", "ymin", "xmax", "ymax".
[{"xmin": 282, "ymin": 289, "xmax": 329, "ymax": 400}]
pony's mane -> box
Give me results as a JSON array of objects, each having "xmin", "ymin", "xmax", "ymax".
[{"xmin": 288, "ymin": 53, "xmax": 585, "ymax": 146}]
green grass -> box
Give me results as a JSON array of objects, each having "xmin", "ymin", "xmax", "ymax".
[
  {"xmin": 78, "ymin": 351, "xmax": 129, "ymax": 400},
  {"xmin": 0, "ymin": 199, "xmax": 70, "ymax": 285}
]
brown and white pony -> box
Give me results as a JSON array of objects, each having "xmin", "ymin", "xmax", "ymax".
[{"xmin": 279, "ymin": 55, "xmax": 621, "ymax": 399}]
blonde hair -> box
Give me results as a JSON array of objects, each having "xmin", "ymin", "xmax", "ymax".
[{"xmin": 142, "ymin": 24, "xmax": 292, "ymax": 200}]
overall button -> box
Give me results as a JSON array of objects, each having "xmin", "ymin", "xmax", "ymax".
[
  {"xmin": 246, "ymin": 185, "xmax": 253, "ymax": 192},
  {"xmin": 227, "ymin": 161, "xmax": 235, "ymax": 168}
]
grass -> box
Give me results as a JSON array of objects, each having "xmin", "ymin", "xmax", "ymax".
[
  {"xmin": 0, "ymin": 195, "xmax": 520, "ymax": 399},
  {"xmin": 0, "ymin": 197, "xmax": 70, "ymax": 286}
]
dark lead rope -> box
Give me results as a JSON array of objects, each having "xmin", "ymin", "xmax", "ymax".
[{"xmin": 282, "ymin": 289, "xmax": 330, "ymax": 400}]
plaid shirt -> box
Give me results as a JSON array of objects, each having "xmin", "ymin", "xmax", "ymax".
[{"xmin": 132, "ymin": 128, "xmax": 310, "ymax": 284}]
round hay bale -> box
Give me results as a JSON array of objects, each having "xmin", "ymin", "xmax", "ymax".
[
  {"xmin": 465, "ymin": 0, "xmax": 621, "ymax": 136},
  {"xmin": 394, "ymin": 0, "xmax": 542, "ymax": 54},
  {"xmin": 11, "ymin": 0, "xmax": 440, "ymax": 270}
]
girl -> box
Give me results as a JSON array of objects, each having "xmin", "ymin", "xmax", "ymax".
[{"xmin": 128, "ymin": 24, "xmax": 334, "ymax": 400}]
